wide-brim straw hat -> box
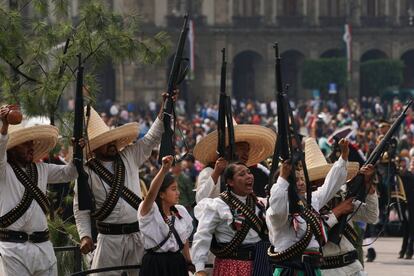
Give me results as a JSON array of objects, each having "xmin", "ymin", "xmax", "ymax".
[
  {"xmin": 7, "ymin": 123, "xmax": 58, "ymax": 161},
  {"xmin": 86, "ymin": 107, "xmax": 139, "ymax": 154},
  {"xmin": 193, "ymin": 124, "xmax": 276, "ymax": 167},
  {"xmin": 304, "ymin": 137, "xmax": 359, "ymax": 182}
]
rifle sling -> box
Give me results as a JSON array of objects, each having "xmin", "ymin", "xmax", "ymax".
[
  {"xmin": 87, "ymin": 156, "xmax": 129, "ymax": 221},
  {"xmin": 1, "ymin": 163, "xmax": 49, "ymax": 228}
]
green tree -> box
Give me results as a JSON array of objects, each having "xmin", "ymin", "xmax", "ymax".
[
  {"xmin": 0, "ymin": 0, "xmax": 168, "ymax": 128},
  {"xmin": 302, "ymin": 58, "xmax": 347, "ymax": 94},
  {"xmin": 360, "ymin": 59, "xmax": 403, "ymax": 96}
]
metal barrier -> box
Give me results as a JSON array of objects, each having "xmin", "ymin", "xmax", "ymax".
[{"xmin": 54, "ymin": 246, "xmax": 82, "ymax": 273}]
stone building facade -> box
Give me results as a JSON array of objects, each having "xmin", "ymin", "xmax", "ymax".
[{"xmin": 89, "ymin": 1, "xmax": 414, "ymax": 109}]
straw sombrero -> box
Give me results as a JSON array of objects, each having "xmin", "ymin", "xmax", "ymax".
[
  {"xmin": 7, "ymin": 123, "xmax": 58, "ymax": 161},
  {"xmin": 304, "ymin": 137, "xmax": 359, "ymax": 182},
  {"xmin": 86, "ymin": 107, "xmax": 139, "ymax": 154},
  {"xmin": 193, "ymin": 125, "xmax": 276, "ymax": 167}
]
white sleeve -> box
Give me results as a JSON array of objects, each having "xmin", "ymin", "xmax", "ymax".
[
  {"xmin": 46, "ymin": 162, "xmax": 78, "ymax": 184},
  {"xmin": 312, "ymin": 157, "xmax": 348, "ymax": 211},
  {"xmin": 191, "ymin": 198, "xmax": 221, "ymax": 272},
  {"xmin": 73, "ymin": 181, "xmax": 92, "ymax": 240},
  {"xmin": 126, "ymin": 117, "xmax": 164, "ymax": 167},
  {"xmin": 0, "ymin": 134, "xmax": 8, "ymax": 180},
  {"xmin": 266, "ymin": 177, "xmax": 290, "ymax": 229},
  {"xmin": 195, "ymin": 167, "xmax": 219, "ymax": 203},
  {"xmin": 351, "ymin": 192, "xmax": 379, "ymax": 224}
]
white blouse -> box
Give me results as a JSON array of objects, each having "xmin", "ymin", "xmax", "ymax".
[
  {"xmin": 138, "ymin": 202, "xmax": 193, "ymax": 253},
  {"xmin": 266, "ymin": 157, "xmax": 348, "ymax": 252},
  {"xmin": 191, "ymin": 193, "xmax": 266, "ymax": 272},
  {"xmin": 195, "ymin": 166, "xmax": 221, "ymax": 203}
]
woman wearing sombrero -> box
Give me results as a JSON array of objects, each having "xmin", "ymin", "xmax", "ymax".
[
  {"xmin": 0, "ymin": 105, "xmax": 79, "ymax": 276},
  {"xmin": 73, "ymin": 93, "xmax": 170, "ymax": 276},
  {"xmin": 193, "ymin": 124, "xmax": 276, "ymax": 203},
  {"xmin": 267, "ymin": 138, "xmax": 360, "ymax": 276}
]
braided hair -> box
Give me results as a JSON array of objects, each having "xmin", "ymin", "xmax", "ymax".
[{"xmin": 156, "ymin": 172, "xmax": 182, "ymax": 220}]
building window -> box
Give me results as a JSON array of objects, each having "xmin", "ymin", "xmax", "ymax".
[
  {"xmin": 235, "ymin": 0, "xmax": 259, "ymax": 17},
  {"xmin": 283, "ymin": 0, "xmax": 299, "ymax": 16}
]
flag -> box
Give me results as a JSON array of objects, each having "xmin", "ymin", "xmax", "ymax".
[
  {"xmin": 343, "ymin": 24, "xmax": 352, "ymax": 80},
  {"xmin": 187, "ymin": 19, "xmax": 195, "ymax": 80}
]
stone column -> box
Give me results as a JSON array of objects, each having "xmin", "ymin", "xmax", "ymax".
[
  {"xmin": 155, "ymin": 0, "xmax": 167, "ymax": 26},
  {"xmin": 202, "ymin": 0, "xmax": 214, "ymax": 25}
]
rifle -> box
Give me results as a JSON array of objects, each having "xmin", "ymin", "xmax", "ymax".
[
  {"xmin": 158, "ymin": 15, "xmax": 189, "ymax": 164},
  {"xmin": 74, "ymin": 54, "xmax": 94, "ymax": 211},
  {"xmin": 268, "ymin": 43, "xmax": 310, "ymax": 213},
  {"xmin": 217, "ymin": 48, "xmax": 235, "ymax": 161},
  {"xmin": 328, "ymin": 100, "xmax": 413, "ymax": 244}
]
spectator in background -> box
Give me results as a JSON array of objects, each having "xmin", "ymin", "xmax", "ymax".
[{"xmin": 171, "ymin": 162, "xmax": 195, "ymax": 211}]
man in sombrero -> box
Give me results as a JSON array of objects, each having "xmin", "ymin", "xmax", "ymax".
[
  {"xmin": 73, "ymin": 93, "xmax": 172, "ymax": 275},
  {"xmin": 193, "ymin": 124, "xmax": 276, "ymax": 203},
  {"xmin": 0, "ymin": 105, "xmax": 79, "ymax": 276}
]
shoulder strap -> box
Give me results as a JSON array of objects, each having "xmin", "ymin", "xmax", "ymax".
[
  {"xmin": 9, "ymin": 162, "xmax": 50, "ymax": 215},
  {"xmin": 0, "ymin": 190, "xmax": 33, "ymax": 227},
  {"xmin": 87, "ymin": 156, "xmax": 125, "ymax": 221},
  {"xmin": 88, "ymin": 156, "xmax": 142, "ymax": 210}
]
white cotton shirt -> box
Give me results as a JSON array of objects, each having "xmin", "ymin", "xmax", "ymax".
[
  {"xmin": 138, "ymin": 202, "xmax": 193, "ymax": 252},
  {"xmin": 195, "ymin": 166, "xmax": 221, "ymax": 203},
  {"xmin": 0, "ymin": 134, "xmax": 78, "ymax": 273},
  {"xmin": 322, "ymin": 191, "xmax": 379, "ymax": 276},
  {"xmin": 191, "ymin": 192, "xmax": 265, "ymax": 272},
  {"xmin": 73, "ymin": 117, "xmax": 164, "ymax": 240},
  {"xmin": 266, "ymin": 157, "xmax": 348, "ymax": 252}
]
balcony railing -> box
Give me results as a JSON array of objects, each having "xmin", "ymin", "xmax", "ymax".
[
  {"xmin": 318, "ymin": 16, "xmax": 346, "ymax": 27},
  {"xmin": 232, "ymin": 16, "xmax": 263, "ymax": 28},
  {"xmin": 360, "ymin": 16, "xmax": 389, "ymax": 27},
  {"xmin": 277, "ymin": 15, "xmax": 305, "ymax": 27}
]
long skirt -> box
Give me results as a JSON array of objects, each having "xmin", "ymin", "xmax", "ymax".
[
  {"xmin": 213, "ymin": 258, "xmax": 253, "ymax": 276},
  {"xmin": 139, "ymin": 251, "xmax": 187, "ymax": 276}
]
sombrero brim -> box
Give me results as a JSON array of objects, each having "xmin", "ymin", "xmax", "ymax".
[
  {"xmin": 7, "ymin": 125, "xmax": 58, "ymax": 161},
  {"xmin": 308, "ymin": 161, "xmax": 360, "ymax": 182},
  {"xmin": 193, "ymin": 125, "xmax": 276, "ymax": 167},
  {"xmin": 87, "ymin": 122, "xmax": 139, "ymax": 153}
]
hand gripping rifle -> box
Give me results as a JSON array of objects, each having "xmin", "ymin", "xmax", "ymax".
[
  {"xmin": 217, "ymin": 48, "xmax": 236, "ymax": 161},
  {"xmin": 328, "ymin": 100, "xmax": 413, "ymax": 244},
  {"xmin": 268, "ymin": 43, "xmax": 312, "ymax": 213},
  {"xmin": 158, "ymin": 15, "xmax": 189, "ymax": 164},
  {"xmin": 74, "ymin": 54, "xmax": 94, "ymax": 211}
]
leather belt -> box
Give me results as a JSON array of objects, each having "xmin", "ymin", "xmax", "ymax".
[
  {"xmin": 215, "ymin": 243, "xmax": 255, "ymax": 260},
  {"xmin": 321, "ymin": 250, "xmax": 358, "ymax": 269},
  {"xmin": 96, "ymin": 221, "xmax": 139, "ymax": 235},
  {"xmin": 271, "ymin": 252, "xmax": 322, "ymax": 268},
  {"xmin": 0, "ymin": 228, "xmax": 49, "ymax": 243}
]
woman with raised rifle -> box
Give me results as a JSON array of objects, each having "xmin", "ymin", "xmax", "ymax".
[
  {"xmin": 191, "ymin": 161, "xmax": 272, "ymax": 276},
  {"xmin": 266, "ymin": 138, "xmax": 352, "ymax": 276}
]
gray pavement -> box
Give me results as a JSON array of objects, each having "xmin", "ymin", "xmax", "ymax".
[{"xmin": 364, "ymin": 237, "xmax": 414, "ymax": 275}]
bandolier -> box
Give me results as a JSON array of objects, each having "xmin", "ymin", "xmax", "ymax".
[
  {"xmin": 0, "ymin": 162, "xmax": 50, "ymax": 243},
  {"xmin": 87, "ymin": 155, "xmax": 142, "ymax": 235}
]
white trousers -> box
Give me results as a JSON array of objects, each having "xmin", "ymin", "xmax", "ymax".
[{"xmin": 91, "ymin": 232, "xmax": 144, "ymax": 276}]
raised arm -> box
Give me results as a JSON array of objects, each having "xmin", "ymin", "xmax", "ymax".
[
  {"xmin": 140, "ymin": 155, "xmax": 173, "ymax": 217},
  {"xmin": 0, "ymin": 105, "xmax": 19, "ymax": 179}
]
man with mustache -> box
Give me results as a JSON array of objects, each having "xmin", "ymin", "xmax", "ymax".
[
  {"xmin": 73, "ymin": 92, "xmax": 174, "ymax": 276},
  {"xmin": 0, "ymin": 105, "xmax": 79, "ymax": 276}
]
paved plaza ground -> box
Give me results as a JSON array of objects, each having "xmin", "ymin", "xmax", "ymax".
[{"xmin": 364, "ymin": 237, "xmax": 414, "ymax": 275}]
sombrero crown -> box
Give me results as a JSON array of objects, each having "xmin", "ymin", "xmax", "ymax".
[
  {"xmin": 86, "ymin": 107, "xmax": 139, "ymax": 153},
  {"xmin": 193, "ymin": 124, "xmax": 276, "ymax": 167},
  {"xmin": 7, "ymin": 123, "xmax": 58, "ymax": 161},
  {"xmin": 304, "ymin": 137, "xmax": 359, "ymax": 181}
]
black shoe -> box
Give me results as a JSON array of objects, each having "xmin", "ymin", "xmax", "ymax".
[
  {"xmin": 405, "ymin": 252, "xmax": 413, "ymax": 259},
  {"xmin": 366, "ymin": 248, "xmax": 376, "ymax": 262},
  {"xmin": 398, "ymin": 251, "xmax": 405, "ymax": 259}
]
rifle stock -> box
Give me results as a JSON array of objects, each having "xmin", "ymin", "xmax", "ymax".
[
  {"xmin": 158, "ymin": 15, "xmax": 189, "ymax": 164},
  {"xmin": 329, "ymin": 100, "xmax": 413, "ymax": 244}
]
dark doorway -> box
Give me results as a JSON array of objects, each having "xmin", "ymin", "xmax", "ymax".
[
  {"xmin": 320, "ymin": 48, "xmax": 345, "ymax": 58},
  {"xmin": 401, "ymin": 50, "xmax": 414, "ymax": 89},
  {"xmin": 280, "ymin": 50, "xmax": 305, "ymax": 100},
  {"xmin": 232, "ymin": 50, "xmax": 263, "ymax": 101}
]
